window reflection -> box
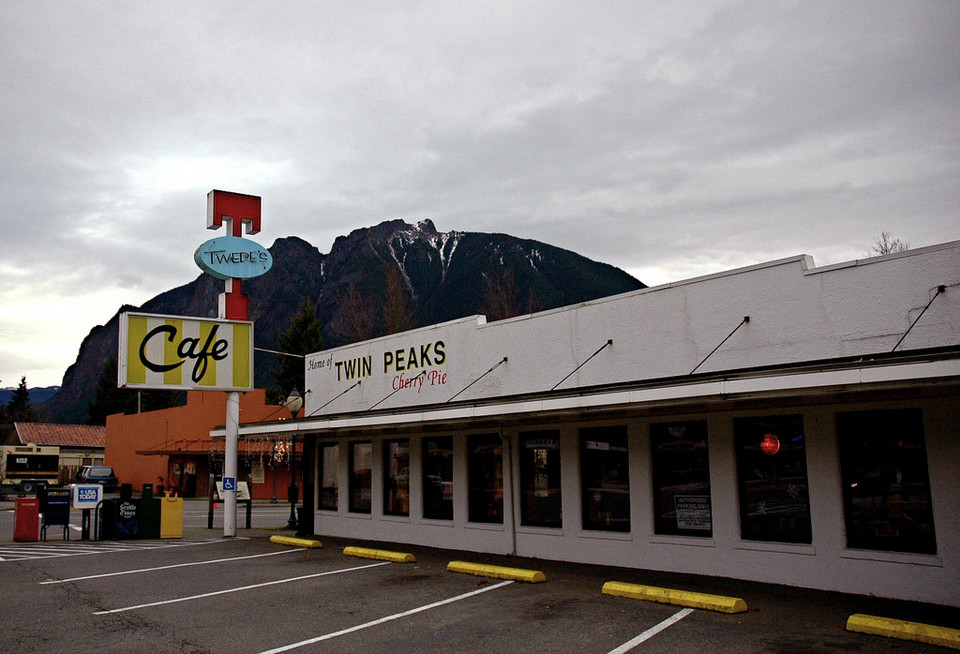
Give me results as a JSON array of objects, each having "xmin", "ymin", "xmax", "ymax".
[
  {"xmin": 651, "ymin": 421, "xmax": 712, "ymax": 537},
  {"xmin": 837, "ymin": 409, "xmax": 936, "ymax": 554},
  {"xmin": 423, "ymin": 437, "xmax": 454, "ymax": 520},
  {"xmin": 580, "ymin": 426, "xmax": 630, "ymax": 532},
  {"xmin": 520, "ymin": 430, "xmax": 562, "ymax": 528},
  {"xmin": 735, "ymin": 415, "xmax": 812, "ymax": 544},
  {"xmin": 468, "ymin": 434, "xmax": 503, "ymax": 524},
  {"xmin": 349, "ymin": 441, "xmax": 372, "ymax": 514}
]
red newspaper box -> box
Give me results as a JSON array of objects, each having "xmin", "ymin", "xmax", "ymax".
[{"xmin": 14, "ymin": 497, "xmax": 40, "ymax": 542}]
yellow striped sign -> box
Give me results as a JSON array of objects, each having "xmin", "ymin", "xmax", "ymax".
[{"xmin": 119, "ymin": 313, "xmax": 254, "ymax": 391}]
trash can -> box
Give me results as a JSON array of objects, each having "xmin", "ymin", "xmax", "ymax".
[
  {"xmin": 160, "ymin": 494, "xmax": 183, "ymax": 539},
  {"xmin": 138, "ymin": 484, "xmax": 161, "ymax": 539},
  {"xmin": 98, "ymin": 499, "xmax": 118, "ymax": 540},
  {"xmin": 14, "ymin": 497, "xmax": 40, "ymax": 542}
]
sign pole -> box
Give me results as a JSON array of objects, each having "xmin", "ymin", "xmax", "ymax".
[
  {"xmin": 207, "ymin": 190, "xmax": 262, "ymax": 538},
  {"xmin": 223, "ymin": 390, "xmax": 240, "ymax": 537}
]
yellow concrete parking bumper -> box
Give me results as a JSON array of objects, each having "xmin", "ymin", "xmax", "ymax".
[
  {"xmin": 602, "ymin": 581, "xmax": 747, "ymax": 614},
  {"xmin": 343, "ymin": 546, "xmax": 416, "ymax": 563},
  {"xmin": 847, "ymin": 614, "xmax": 960, "ymax": 650},
  {"xmin": 447, "ymin": 560, "xmax": 546, "ymax": 583},
  {"xmin": 269, "ymin": 535, "xmax": 323, "ymax": 548}
]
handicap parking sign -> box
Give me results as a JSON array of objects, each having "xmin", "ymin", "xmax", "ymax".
[{"xmin": 222, "ymin": 477, "xmax": 236, "ymax": 491}]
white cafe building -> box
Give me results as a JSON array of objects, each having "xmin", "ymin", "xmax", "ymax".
[{"xmin": 226, "ymin": 240, "xmax": 960, "ymax": 607}]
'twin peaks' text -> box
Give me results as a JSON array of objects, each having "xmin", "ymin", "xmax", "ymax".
[{"xmin": 333, "ymin": 340, "xmax": 447, "ymax": 382}]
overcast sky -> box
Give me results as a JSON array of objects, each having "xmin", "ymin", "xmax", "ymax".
[{"xmin": 1, "ymin": 1, "xmax": 958, "ymax": 390}]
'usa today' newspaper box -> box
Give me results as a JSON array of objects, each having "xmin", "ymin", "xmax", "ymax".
[
  {"xmin": 71, "ymin": 484, "xmax": 103, "ymax": 509},
  {"xmin": 71, "ymin": 484, "xmax": 102, "ymax": 540}
]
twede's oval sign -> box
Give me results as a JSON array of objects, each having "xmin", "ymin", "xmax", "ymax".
[{"xmin": 194, "ymin": 236, "xmax": 273, "ymax": 280}]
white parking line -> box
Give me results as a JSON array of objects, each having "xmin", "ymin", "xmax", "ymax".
[
  {"xmin": 605, "ymin": 607, "xmax": 694, "ymax": 654},
  {"xmin": 42, "ymin": 548, "xmax": 303, "ymax": 584},
  {"xmin": 258, "ymin": 580, "xmax": 515, "ymax": 654},
  {"xmin": 0, "ymin": 538, "xmax": 227, "ymax": 561},
  {"xmin": 93, "ymin": 561, "xmax": 390, "ymax": 615}
]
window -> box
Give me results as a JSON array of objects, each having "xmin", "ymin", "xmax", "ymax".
[
  {"xmin": 468, "ymin": 434, "xmax": 503, "ymax": 524},
  {"xmin": 651, "ymin": 420, "xmax": 712, "ymax": 537},
  {"xmin": 580, "ymin": 426, "xmax": 630, "ymax": 532},
  {"xmin": 423, "ymin": 436, "xmax": 453, "ymax": 520},
  {"xmin": 837, "ymin": 409, "xmax": 936, "ymax": 554},
  {"xmin": 318, "ymin": 443, "xmax": 338, "ymax": 511},
  {"xmin": 520, "ymin": 430, "xmax": 562, "ymax": 528},
  {"xmin": 383, "ymin": 440, "xmax": 410, "ymax": 516},
  {"xmin": 734, "ymin": 415, "xmax": 812, "ymax": 544},
  {"xmin": 349, "ymin": 441, "xmax": 372, "ymax": 513}
]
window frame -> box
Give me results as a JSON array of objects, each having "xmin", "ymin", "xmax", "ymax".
[
  {"xmin": 383, "ymin": 439, "xmax": 411, "ymax": 517},
  {"xmin": 422, "ymin": 436, "xmax": 454, "ymax": 521},
  {"xmin": 519, "ymin": 430, "xmax": 563, "ymax": 529},
  {"xmin": 734, "ymin": 414, "xmax": 812, "ymax": 544},
  {"xmin": 837, "ymin": 408, "xmax": 936, "ymax": 555},
  {"xmin": 467, "ymin": 433, "xmax": 503, "ymax": 524},
  {"xmin": 650, "ymin": 420, "xmax": 713, "ymax": 538},
  {"xmin": 318, "ymin": 442, "xmax": 339, "ymax": 511},
  {"xmin": 579, "ymin": 425, "xmax": 630, "ymax": 533},
  {"xmin": 348, "ymin": 441, "xmax": 372, "ymax": 514}
]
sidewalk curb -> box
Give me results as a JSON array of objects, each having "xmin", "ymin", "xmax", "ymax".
[
  {"xmin": 847, "ymin": 613, "xmax": 960, "ymax": 650},
  {"xmin": 602, "ymin": 581, "xmax": 748, "ymax": 614},
  {"xmin": 447, "ymin": 560, "xmax": 546, "ymax": 583}
]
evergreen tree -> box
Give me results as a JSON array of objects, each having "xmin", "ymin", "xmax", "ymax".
[
  {"xmin": 270, "ymin": 299, "xmax": 323, "ymax": 403},
  {"xmin": 86, "ymin": 358, "xmax": 182, "ymax": 425},
  {"xmin": 7, "ymin": 376, "xmax": 35, "ymax": 423},
  {"xmin": 0, "ymin": 397, "xmax": 12, "ymax": 445}
]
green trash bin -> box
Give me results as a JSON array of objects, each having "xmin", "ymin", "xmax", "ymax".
[{"xmin": 138, "ymin": 484, "xmax": 161, "ymax": 539}]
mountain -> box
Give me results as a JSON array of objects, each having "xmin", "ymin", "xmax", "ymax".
[
  {"xmin": 0, "ymin": 386, "xmax": 60, "ymax": 407},
  {"xmin": 41, "ymin": 219, "xmax": 644, "ymax": 423}
]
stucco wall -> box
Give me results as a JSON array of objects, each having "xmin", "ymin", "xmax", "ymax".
[
  {"xmin": 106, "ymin": 389, "xmax": 287, "ymax": 497},
  {"xmin": 309, "ymin": 393, "xmax": 960, "ymax": 607},
  {"xmin": 306, "ymin": 241, "xmax": 960, "ymax": 415}
]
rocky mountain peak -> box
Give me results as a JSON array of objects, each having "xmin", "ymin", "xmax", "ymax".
[{"xmin": 41, "ymin": 220, "xmax": 644, "ymax": 423}]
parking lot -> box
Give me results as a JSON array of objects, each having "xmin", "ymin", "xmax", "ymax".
[{"xmin": 1, "ymin": 499, "xmax": 957, "ymax": 653}]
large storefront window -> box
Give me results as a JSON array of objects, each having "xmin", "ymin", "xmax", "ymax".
[
  {"xmin": 383, "ymin": 440, "xmax": 410, "ymax": 516},
  {"xmin": 468, "ymin": 434, "xmax": 503, "ymax": 524},
  {"xmin": 580, "ymin": 426, "xmax": 630, "ymax": 532},
  {"xmin": 651, "ymin": 420, "xmax": 712, "ymax": 537},
  {"xmin": 349, "ymin": 441, "xmax": 372, "ymax": 514},
  {"xmin": 734, "ymin": 415, "xmax": 812, "ymax": 544},
  {"xmin": 837, "ymin": 409, "xmax": 936, "ymax": 554},
  {"xmin": 318, "ymin": 443, "xmax": 338, "ymax": 511},
  {"xmin": 423, "ymin": 436, "xmax": 453, "ymax": 520},
  {"xmin": 520, "ymin": 430, "xmax": 562, "ymax": 528}
]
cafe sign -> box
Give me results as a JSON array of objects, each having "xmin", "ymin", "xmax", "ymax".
[
  {"xmin": 118, "ymin": 312, "xmax": 254, "ymax": 391},
  {"xmin": 194, "ymin": 235, "xmax": 273, "ymax": 280}
]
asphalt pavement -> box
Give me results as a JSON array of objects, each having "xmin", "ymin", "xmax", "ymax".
[{"xmin": 0, "ymin": 497, "xmax": 958, "ymax": 653}]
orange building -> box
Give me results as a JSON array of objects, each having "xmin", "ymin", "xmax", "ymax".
[{"xmin": 105, "ymin": 389, "xmax": 299, "ymax": 499}]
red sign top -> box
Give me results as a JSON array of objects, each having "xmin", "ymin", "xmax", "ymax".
[{"xmin": 206, "ymin": 190, "xmax": 261, "ymax": 237}]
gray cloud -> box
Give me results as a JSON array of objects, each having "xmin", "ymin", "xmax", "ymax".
[{"xmin": 1, "ymin": 1, "xmax": 957, "ymax": 387}]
